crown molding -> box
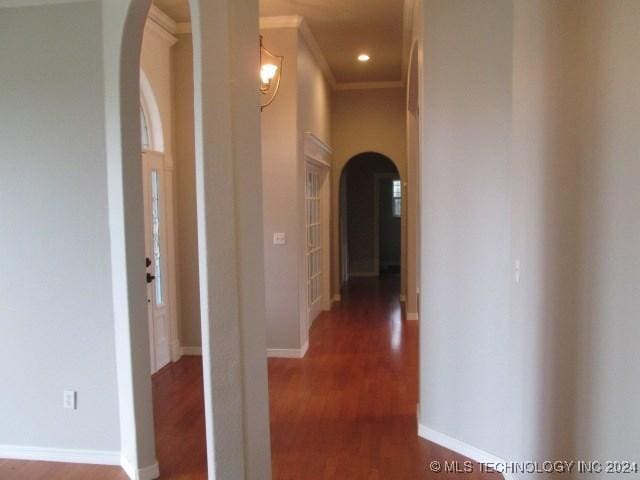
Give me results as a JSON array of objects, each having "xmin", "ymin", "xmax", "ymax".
[
  {"xmin": 334, "ymin": 81, "xmax": 405, "ymax": 91},
  {"xmin": 148, "ymin": 4, "xmax": 176, "ymax": 34},
  {"xmin": 260, "ymin": 15, "xmax": 337, "ymax": 89},
  {"xmin": 145, "ymin": 16, "xmax": 178, "ymax": 46},
  {"xmin": 0, "ymin": 0, "xmax": 89, "ymax": 6},
  {"xmin": 260, "ymin": 15, "xmax": 303, "ymax": 30},
  {"xmin": 298, "ymin": 17, "xmax": 336, "ymax": 88},
  {"xmin": 304, "ymin": 131, "xmax": 333, "ymax": 167}
]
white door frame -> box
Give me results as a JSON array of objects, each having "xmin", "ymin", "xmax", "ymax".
[
  {"xmin": 304, "ymin": 132, "xmax": 332, "ymax": 318},
  {"xmin": 373, "ymin": 172, "xmax": 402, "ymax": 276},
  {"xmin": 339, "ymin": 172, "xmax": 349, "ymax": 284}
]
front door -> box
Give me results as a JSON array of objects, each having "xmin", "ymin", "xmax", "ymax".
[{"xmin": 142, "ymin": 151, "xmax": 171, "ymax": 374}]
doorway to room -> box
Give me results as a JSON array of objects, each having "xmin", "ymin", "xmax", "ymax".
[
  {"xmin": 138, "ymin": 8, "xmax": 208, "ymax": 477},
  {"xmin": 339, "ymin": 152, "xmax": 402, "ymax": 283}
]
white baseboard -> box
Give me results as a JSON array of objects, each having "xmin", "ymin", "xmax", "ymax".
[
  {"xmin": 181, "ymin": 346, "xmax": 202, "ymax": 356},
  {"xmin": 267, "ymin": 339, "xmax": 309, "ymax": 359},
  {"xmin": 407, "ymin": 312, "xmax": 419, "ymax": 321},
  {"xmin": 121, "ymin": 454, "xmax": 160, "ymax": 480},
  {"xmin": 0, "ymin": 444, "xmax": 120, "ymax": 466},
  {"xmin": 417, "ymin": 411, "xmax": 513, "ymax": 480}
]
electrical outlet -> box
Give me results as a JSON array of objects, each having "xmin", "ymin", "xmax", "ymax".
[{"xmin": 63, "ymin": 390, "xmax": 77, "ymax": 410}]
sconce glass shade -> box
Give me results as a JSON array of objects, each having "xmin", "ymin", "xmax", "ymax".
[
  {"xmin": 260, "ymin": 64, "xmax": 278, "ymax": 89},
  {"xmin": 260, "ymin": 36, "xmax": 284, "ymax": 111}
]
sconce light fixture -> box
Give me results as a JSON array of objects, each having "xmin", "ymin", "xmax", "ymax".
[{"xmin": 260, "ymin": 35, "xmax": 284, "ymax": 111}]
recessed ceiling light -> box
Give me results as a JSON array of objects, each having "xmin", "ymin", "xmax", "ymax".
[{"xmin": 358, "ymin": 54, "xmax": 370, "ymax": 62}]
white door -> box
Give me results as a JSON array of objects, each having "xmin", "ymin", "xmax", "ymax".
[
  {"xmin": 142, "ymin": 152, "xmax": 171, "ymax": 374},
  {"xmin": 306, "ymin": 163, "xmax": 323, "ymax": 324}
]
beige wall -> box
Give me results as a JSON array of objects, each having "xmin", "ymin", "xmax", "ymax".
[
  {"xmin": 260, "ymin": 26, "xmax": 333, "ymax": 351},
  {"xmin": 297, "ymin": 33, "xmax": 332, "ymax": 145},
  {"xmin": 172, "ymin": 33, "xmax": 201, "ymax": 348},
  {"xmin": 330, "ymin": 87, "xmax": 407, "ymax": 298},
  {"xmin": 296, "ymin": 30, "xmax": 332, "ymax": 346},
  {"xmin": 261, "ymin": 27, "xmax": 301, "ymax": 350}
]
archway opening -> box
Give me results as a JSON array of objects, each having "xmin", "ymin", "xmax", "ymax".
[
  {"xmin": 138, "ymin": 5, "xmax": 207, "ymax": 478},
  {"xmin": 111, "ymin": 0, "xmax": 271, "ymax": 477},
  {"xmin": 339, "ymin": 152, "xmax": 402, "ymax": 285}
]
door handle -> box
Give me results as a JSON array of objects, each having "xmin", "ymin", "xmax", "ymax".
[{"xmin": 147, "ymin": 273, "xmax": 155, "ymax": 284}]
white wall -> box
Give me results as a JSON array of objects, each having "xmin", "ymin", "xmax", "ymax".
[
  {"xmin": 418, "ymin": 0, "xmax": 640, "ymax": 472},
  {"xmin": 0, "ymin": 1, "xmax": 120, "ymax": 454},
  {"xmin": 573, "ymin": 0, "xmax": 640, "ymax": 470},
  {"xmin": 419, "ymin": 0, "xmax": 514, "ymax": 457},
  {"xmin": 510, "ymin": 0, "xmax": 584, "ymax": 463},
  {"xmin": 1, "ymin": 1, "xmax": 272, "ymax": 477}
]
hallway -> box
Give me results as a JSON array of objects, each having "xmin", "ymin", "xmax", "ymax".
[{"xmin": 269, "ymin": 276, "xmax": 497, "ymax": 479}]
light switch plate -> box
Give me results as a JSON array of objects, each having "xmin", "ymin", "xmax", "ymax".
[
  {"xmin": 63, "ymin": 390, "xmax": 77, "ymax": 410},
  {"xmin": 273, "ymin": 232, "xmax": 286, "ymax": 245}
]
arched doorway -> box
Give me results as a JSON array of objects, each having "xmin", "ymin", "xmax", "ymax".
[
  {"xmin": 103, "ymin": 1, "xmax": 271, "ymax": 478},
  {"xmin": 339, "ymin": 152, "xmax": 402, "ymax": 284}
]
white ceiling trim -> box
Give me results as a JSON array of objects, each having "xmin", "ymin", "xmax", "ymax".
[
  {"xmin": 304, "ymin": 131, "xmax": 333, "ymax": 166},
  {"xmin": 260, "ymin": 15, "xmax": 303, "ymax": 30},
  {"xmin": 298, "ymin": 18, "xmax": 337, "ymax": 89},
  {"xmin": 261, "ymin": 15, "xmax": 337, "ymax": 89},
  {"xmin": 144, "ymin": 5, "xmax": 178, "ymax": 45},
  {"xmin": 146, "ymin": 15, "xmax": 178, "ymax": 46},
  {"xmin": 0, "ymin": 0, "xmax": 89, "ymax": 7},
  {"xmin": 401, "ymin": 0, "xmax": 417, "ymax": 83},
  {"xmin": 334, "ymin": 81, "xmax": 405, "ymax": 91},
  {"xmin": 148, "ymin": 4, "xmax": 177, "ymax": 34}
]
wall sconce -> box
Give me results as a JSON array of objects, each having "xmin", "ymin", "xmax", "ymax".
[{"xmin": 260, "ymin": 36, "xmax": 284, "ymax": 111}]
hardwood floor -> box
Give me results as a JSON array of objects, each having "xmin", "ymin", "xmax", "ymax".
[
  {"xmin": 0, "ymin": 276, "xmax": 497, "ymax": 479},
  {"xmin": 269, "ymin": 276, "xmax": 497, "ymax": 480}
]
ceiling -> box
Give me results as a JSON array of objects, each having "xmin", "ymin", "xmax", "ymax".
[
  {"xmin": 260, "ymin": 0, "xmax": 405, "ymax": 84},
  {"xmin": 152, "ymin": 0, "xmax": 406, "ymax": 85}
]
